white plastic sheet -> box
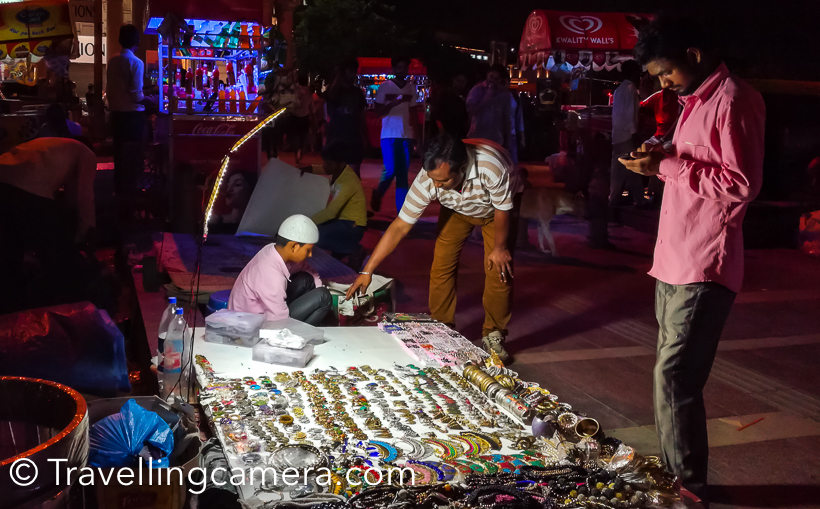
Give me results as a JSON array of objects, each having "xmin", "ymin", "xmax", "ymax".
[{"xmin": 236, "ymin": 159, "xmax": 331, "ymax": 237}]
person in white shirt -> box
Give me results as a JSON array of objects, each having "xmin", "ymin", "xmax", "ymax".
[
  {"xmin": 609, "ymin": 59, "xmax": 645, "ymax": 205},
  {"xmin": 371, "ymin": 55, "xmax": 419, "ymax": 214},
  {"xmin": 106, "ymin": 24, "xmax": 146, "ymax": 196}
]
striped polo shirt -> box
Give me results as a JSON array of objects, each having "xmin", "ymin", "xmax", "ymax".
[{"xmin": 399, "ymin": 139, "xmax": 515, "ymax": 224}]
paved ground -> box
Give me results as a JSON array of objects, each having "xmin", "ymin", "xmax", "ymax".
[{"xmin": 337, "ymin": 154, "xmax": 820, "ymax": 508}]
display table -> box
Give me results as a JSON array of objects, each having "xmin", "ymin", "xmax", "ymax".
[{"xmin": 193, "ymin": 326, "xmax": 416, "ymax": 376}]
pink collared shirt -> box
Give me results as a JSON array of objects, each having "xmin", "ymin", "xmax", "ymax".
[
  {"xmin": 650, "ymin": 63, "xmax": 765, "ymax": 293},
  {"xmin": 228, "ymin": 244, "xmax": 322, "ymax": 321}
]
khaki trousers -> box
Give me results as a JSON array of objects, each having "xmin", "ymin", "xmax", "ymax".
[{"xmin": 429, "ymin": 207, "xmax": 512, "ymax": 337}]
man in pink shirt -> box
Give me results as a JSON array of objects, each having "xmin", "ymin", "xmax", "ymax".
[
  {"xmin": 228, "ymin": 215, "xmax": 331, "ymax": 325},
  {"xmin": 621, "ymin": 16, "xmax": 765, "ymax": 505}
]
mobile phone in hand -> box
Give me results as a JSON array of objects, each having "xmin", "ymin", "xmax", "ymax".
[{"xmin": 618, "ymin": 153, "xmax": 637, "ymax": 160}]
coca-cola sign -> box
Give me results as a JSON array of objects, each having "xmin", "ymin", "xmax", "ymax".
[
  {"xmin": 174, "ymin": 119, "xmax": 257, "ymax": 137},
  {"xmin": 190, "ymin": 122, "xmax": 237, "ymax": 136}
]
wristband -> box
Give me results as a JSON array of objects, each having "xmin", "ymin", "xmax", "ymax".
[{"xmin": 359, "ymin": 271, "xmax": 371, "ymax": 276}]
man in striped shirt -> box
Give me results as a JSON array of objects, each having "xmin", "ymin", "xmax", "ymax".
[{"xmin": 347, "ymin": 134, "xmax": 516, "ymax": 360}]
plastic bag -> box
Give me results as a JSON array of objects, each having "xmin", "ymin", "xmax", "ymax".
[
  {"xmin": 88, "ymin": 399, "xmax": 175, "ymax": 468},
  {"xmin": 0, "ymin": 302, "xmax": 131, "ymax": 396},
  {"xmin": 260, "ymin": 328, "xmax": 307, "ymax": 349}
]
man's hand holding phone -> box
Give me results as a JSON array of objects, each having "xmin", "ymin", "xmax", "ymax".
[{"xmin": 618, "ymin": 144, "xmax": 666, "ymax": 177}]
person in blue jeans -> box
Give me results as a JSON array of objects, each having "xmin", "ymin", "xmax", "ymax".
[{"xmin": 371, "ymin": 54, "xmax": 419, "ymax": 213}]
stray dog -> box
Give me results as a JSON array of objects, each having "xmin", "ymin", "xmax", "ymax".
[{"xmin": 519, "ymin": 186, "xmax": 586, "ymax": 256}]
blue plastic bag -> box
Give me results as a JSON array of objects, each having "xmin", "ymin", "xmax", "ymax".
[{"xmin": 88, "ymin": 399, "xmax": 175, "ymax": 468}]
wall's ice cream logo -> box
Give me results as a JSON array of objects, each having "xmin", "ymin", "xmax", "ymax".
[{"xmin": 559, "ymin": 15, "xmax": 603, "ymax": 35}]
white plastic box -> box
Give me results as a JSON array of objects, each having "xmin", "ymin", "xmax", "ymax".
[
  {"xmin": 205, "ymin": 310, "xmax": 265, "ymax": 347},
  {"xmin": 252, "ymin": 342, "xmax": 314, "ymax": 368},
  {"xmin": 260, "ymin": 317, "xmax": 325, "ymax": 345}
]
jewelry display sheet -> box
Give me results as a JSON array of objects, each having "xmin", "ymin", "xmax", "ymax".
[
  {"xmin": 195, "ymin": 357, "xmax": 561, "ymax": 502},
  {"xmin": 191, "ymin": 327, "xmax": 681, "ymax": 508},
  {"xmin": 379, "ymin": 321, "xmax": 490, "ymax": 367}
]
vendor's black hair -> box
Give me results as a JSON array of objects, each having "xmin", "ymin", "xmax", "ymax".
[
  {"xmin": 322, "ymin": 140, "xmax": 350, "ymax": 164},
  {"xmin": 275, "ymin": 234, "xmax": 305, "ymax": 248},
  {"xmin": 118, "ymin": 24, "xmax": 140, "ymax": 49},
  {"xmin": 391, "ymin": 54, "xmax": 411, "ymax": 67},
  {"xmin": 423, "ymin": 133, "xmax": 468, "ymax": 173},
  {"xmin": 634, "ymin": 14, "xmax": 715, "ymax": 65}
]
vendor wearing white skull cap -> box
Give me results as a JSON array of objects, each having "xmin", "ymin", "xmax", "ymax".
[{"xmin": 228, "ymin": 214, "xmax": 332, "ymax": 325}]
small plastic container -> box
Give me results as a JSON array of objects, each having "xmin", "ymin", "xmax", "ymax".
[
  {"xmin": 252, "ymin": 342, "xmax": 314, "ymax": 368},
  {"xmin": 261, "ymin": 317, "xmax": 325, "ymax": 345},
  {"xmin": 205, "ymin": 310, "xmax": 265, "ymax": 347},
  {"xmin": 205, "ymin": 310, "xmax": 265, "ymax": 336}
]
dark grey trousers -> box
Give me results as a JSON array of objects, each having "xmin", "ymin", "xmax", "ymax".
[
  {"xmin": 287, "ymin": 271, "xmax": 332, "ymax": 326},
  {"xmin": 654, "ymin": 280, "xmax": 737, "ymax": 504}
]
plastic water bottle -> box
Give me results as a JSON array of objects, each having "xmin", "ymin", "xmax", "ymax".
[
  {"xmin": 162, "ymin": 308, "xmax": 193, "ymax": 401},
  {"xmin": 157, "ymin": 297, "xmax": 178, "ymax": 375}
]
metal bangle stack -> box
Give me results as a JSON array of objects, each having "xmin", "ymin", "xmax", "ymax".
[{"xmin": 461, "ymin": 364, "xmax": 533, "ymax": 425}]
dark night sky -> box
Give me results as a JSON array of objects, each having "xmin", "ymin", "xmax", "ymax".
[{"xmin": 388, "ymin": 0, "xmax": 820, "ymax": 80}]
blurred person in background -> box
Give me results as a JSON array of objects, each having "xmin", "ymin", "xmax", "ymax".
[{"xmin": 325, "ymin": 57, "xmax": 368, "ymax": 176}]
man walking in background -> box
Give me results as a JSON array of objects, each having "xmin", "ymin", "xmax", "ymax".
[
  {"xmin": 371, "ymin": 55, "xmax": 419, "ymax": 213},
  {"xmin": 622, "ymin": 15, "xmax": 765, "ymax": 506}
]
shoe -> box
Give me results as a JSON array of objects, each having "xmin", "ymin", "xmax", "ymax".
[{"xmin": 482, "ymin": 331, "xmax": 510, "ymax": 362}]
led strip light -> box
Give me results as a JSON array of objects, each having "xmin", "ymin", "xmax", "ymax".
[{"xmin": 202, "ymin": 107, "xmax": 286, "ymax": 240}]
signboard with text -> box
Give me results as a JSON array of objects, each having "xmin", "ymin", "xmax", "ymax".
[
  {"xmin": 172, "ymin": 119, "xmax": 260, "ymax": 175},
  {"xmin": 72, "ymin": 35, "xmax": 105, "ymax": 63}
]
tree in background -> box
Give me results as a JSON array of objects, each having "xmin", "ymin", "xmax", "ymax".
[{"xmin": 294, "ymin": 0, "xmax": 414, "ymax": 78}]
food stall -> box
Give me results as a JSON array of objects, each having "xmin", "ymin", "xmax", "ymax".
[
  {"xmin": 189, "ymin": 314, "xmax": 683, "ymax": 506},
  {"xmin": 0, "ymin": 0, "xmax": 75, "ymax": 152},
  {"xmin": 517, "ymin": 10, "xmax": 653, "ymax": 137},
  {"xmin": 357, "ymin": 57, "xmax": 428, "ymax": 148}
]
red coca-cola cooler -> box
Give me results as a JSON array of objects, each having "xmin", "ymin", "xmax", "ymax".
[{"xmin": 164, "ymin": 115, "xmax": 262, "ymax": 232}]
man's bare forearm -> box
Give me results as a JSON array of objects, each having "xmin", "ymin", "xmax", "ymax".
[
  {"xmin": 361, "ymin": 218, "xmax": 414, "ymax": 273},
  {"xmin": 493, "ymin": 208, "xmax": 510, "ymax": 252}
]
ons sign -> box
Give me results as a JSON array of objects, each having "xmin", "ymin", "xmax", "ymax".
[{"xmin": 72, "ymin": 35, "xmax": 105, "ymax": 63}]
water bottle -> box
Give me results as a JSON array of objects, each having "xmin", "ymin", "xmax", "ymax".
[
  {"xmin": 157, "ymin": 297, "xmax": 178, "ymax": 375},
  {"xmin": 162, "ymin": 308, "xmax": 193, "ymax": 401}
]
